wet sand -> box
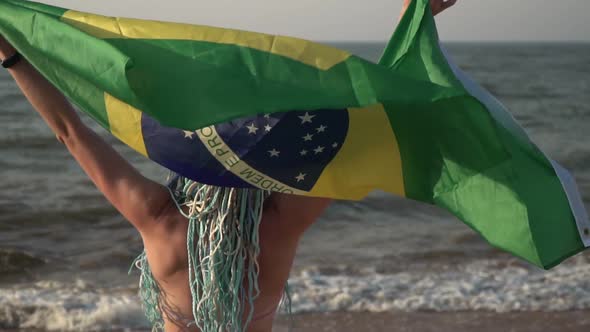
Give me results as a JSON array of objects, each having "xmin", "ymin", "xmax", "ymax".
[
  {"xmin": 2, "ymin": 310, "xmax": 589, "ymax": 331},
  {"xmin": 273, "ymin": 310, "xmax": 590, "ymax": 332}
]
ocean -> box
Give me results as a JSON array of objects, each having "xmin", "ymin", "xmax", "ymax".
[{"xmin": 0, "ymin": 42, "xmax": 589, "ymax": 331}]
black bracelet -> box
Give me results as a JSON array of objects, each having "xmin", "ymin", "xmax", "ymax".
[{"xmin": 1, "ymin": 51, "xmax": 22, "ymax": 69}]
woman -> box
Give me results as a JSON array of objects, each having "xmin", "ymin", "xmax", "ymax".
[{"xmin": 0, "ymin": 0, "xmax": 456, "ymax": 331}]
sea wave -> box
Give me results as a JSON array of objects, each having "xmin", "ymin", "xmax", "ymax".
[
  {"xmin": 2, "ymin": 259, "xmax": 590, "ymax": 331},
  {"xmin": 0, "ymin": 280, "xmax": 147, "ymax": 331},
  {"xmin": 0, "ymin": 249, "xmax": 45, "ymax": 275},
  {"xmin": 288, "ymin": 259, "xmax": 590, "ymax": 313}
]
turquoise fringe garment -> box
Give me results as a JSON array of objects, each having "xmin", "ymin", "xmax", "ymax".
[{"xmin": 130, "ymin": 173, "xmax": 293, "ymax": 331}]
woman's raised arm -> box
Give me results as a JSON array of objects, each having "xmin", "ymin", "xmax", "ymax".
[{"xmin": 0, "ymin": 36, "xmax": 173, "ymax": 236}]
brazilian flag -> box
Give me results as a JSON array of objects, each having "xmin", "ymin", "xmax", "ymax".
[{"xmin": 0, "ymin": 0, "xmax": 588, "ymax": 270}]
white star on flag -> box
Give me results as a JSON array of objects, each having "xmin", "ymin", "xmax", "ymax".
[
  {"xmin": 295, "ymin": 173, "xmax": 306, "ymax": 182},
  {"xmin": 332, "ymin": 142, "xmax": 339, "ymax": 148},
  {"xmin": 264, "ymin": 124, "xmax": 272, "ymax": 132},
  {"xmin": 298, "ymin": 112, "xmax": 316, "ymax": 124},
  {"xmin": 300, "ymin": 149, "xmax": 308, "ymax": 156},
  {"xmin": 268, "ymin": 148, "xmax": 280, "ymax": 157},
  {"xmin": 316, "ymin": 125, "xmax": 327, "ymax": 133},
  {"xmin": 264, "ymin": 114, "xmax": 271, "ymax": 119},
  {"xmin": 303, "ymin": 133, "xmax": 314, "ymax": 142},
  {"xmin": 314, "ymin": 146, "xmax": 325, "ymax": 154},
  {"xmin": 183, "ymin": 130, "xmax": 195, "ymax": 139},
  {"xmin": 246, "ymin": 123, "xmax": 259, "ymax": 134}
]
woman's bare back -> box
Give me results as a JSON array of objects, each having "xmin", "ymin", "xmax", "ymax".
[{"xmin": 141, "ymin": 193, "xmax": 332, "ymax": 331}]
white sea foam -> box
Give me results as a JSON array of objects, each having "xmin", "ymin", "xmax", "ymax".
[
  {"xmin": 2, "ymin": 259, "xmax": 590, "ymax": 330},
  {"xmin": 0, "ymin": 280, "xmax": 148, "ymax": 331},
  {"xmin": 287, "ymin": 259, "xmax": 590, "ymax": 313}
]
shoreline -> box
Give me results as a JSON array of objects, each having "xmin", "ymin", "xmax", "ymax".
[
  {"xmin": 3, "ymin": 310, "xmax": 590, "ymax": 332},
  {"xmin": 272, "ymin": 310, "xmax": 590, "ymax": 332}
]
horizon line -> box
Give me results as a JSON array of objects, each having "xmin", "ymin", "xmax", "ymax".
[{"xmin": 321, "ymin": 40, "xmax": 590, "ymax": 44}]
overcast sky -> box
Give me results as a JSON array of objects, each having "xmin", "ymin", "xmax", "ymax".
[{"xmin": 44, "ymin": 0, "xmax": 590, "ymax": 42}]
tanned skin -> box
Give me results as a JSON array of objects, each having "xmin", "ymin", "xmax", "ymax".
[{"xmin": 0, "ymin": 1, "xmax": 456, "ymax": 330}]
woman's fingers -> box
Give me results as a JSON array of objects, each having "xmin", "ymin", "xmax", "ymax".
[
  {"xmin": 431, "ymin": 0, "xmax": 458, "ymax": 16},
  {"xmin": 443, "ymin": 0, "xmax": 458, "ymax": 9},
  {"xmin": 401, "ymin": 0, "xmax": 457, "ymax": 22},
  {"xmin": 0, "ymin": 36, "xmax": 16, "ymax": 58}
]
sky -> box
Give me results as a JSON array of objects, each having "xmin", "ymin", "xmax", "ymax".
[{"xmin": 44, "ymin": 0, "xmax": 590, "ymax": 42}]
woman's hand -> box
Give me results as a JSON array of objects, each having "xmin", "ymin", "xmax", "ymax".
[
  {"xmin": 428, "ymin": 0, "xmax": 457, "ymax": 16},
  {"xmin": 401, "ymin": 0, "xmax": 458, "ymax": 20},
  {"xmin": 0, "ymin": 35, "xmax": 16, "ymax": 59}
]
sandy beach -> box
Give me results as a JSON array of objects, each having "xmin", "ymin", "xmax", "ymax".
[
  {"xmin": 272, "ymin": 311, "xmax": 590, "ymax": 332},
  {"xmin": 1, "ymin": 310, "xmax": 589, "ymax": 331}
]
